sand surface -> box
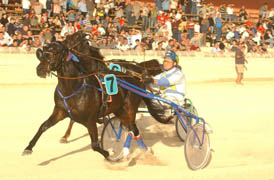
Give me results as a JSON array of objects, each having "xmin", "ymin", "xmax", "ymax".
[{"xmin": 0, "ymin": 53, "xmax": 274, "ymax": 180}]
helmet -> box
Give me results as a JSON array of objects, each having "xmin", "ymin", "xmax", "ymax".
[{"xmin": 164, "ymin": 50, "xmax": 179, "ymax": 63}]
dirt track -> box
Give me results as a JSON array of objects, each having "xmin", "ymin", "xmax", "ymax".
[{"xmin": 0, "ymin": 53, "xmax": 274, "ymax": 180}]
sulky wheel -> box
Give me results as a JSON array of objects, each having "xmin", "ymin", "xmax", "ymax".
[
  {"xmin": 175, "ymin": 105, "xmax": 198, "ymax": 142},
  {"xmin": 101, "ymin": 116, "xmax": 128, "ymax": 162},
  {"xmin": 184, "ymin": 123, "xmax": 212, "ymax": 170}
]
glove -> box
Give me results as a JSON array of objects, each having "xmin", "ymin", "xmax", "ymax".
[{"xmin": 143, "ymin": 77, "xmax": 154, "ymax": 84}]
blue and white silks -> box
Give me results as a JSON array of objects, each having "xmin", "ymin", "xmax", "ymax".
[{"xmin": 151, "ymin": 67, "xmax": 186, "ymax": 106}]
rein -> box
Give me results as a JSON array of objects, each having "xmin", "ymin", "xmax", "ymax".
[
  {"xmin": 69, "ymin": 48, "xmax": 161, "ymax": 71},
  {"xmin": 50, "ymin": 71, "xmax": 136, "ymax": 80}
]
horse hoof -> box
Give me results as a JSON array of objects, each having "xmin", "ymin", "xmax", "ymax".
[
  {"xmin": 22, "ymin": 149, "xmax": 32, "ymax": 156},
  {"xmin": 59, "ymin": 137, "xmax": 69, "ymax": 144}
]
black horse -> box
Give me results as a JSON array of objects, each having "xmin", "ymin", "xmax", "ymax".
[
  {"xmin": 22, "ymin": 40, "xmax": 165, "ymax": 159},
  {"xmin": 58, "ymin": 31, "xmax": 174, "ymax": 142}
]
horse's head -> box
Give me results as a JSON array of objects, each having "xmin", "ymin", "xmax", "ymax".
[
  {"xmin": 139, "ymin": 59, "xmax": 163, "ymax": 77},
  {"xmin": 64, "ymin": 31, "xmax": 88, "ymax": 50},
  {"xmin": 36, "ymin": 42, "xmax": 67, "ymax": 78}
]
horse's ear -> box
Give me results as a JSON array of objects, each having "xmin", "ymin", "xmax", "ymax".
[{"xmin": 36, "ymin": 48, "xmax": 44, "ymax": 61}]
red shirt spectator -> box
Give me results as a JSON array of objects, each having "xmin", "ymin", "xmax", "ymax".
[
  {"xmin": 245, "ymin": 20, "xmax": 253, "ymax": 27},
  {"xmin": 92, "ymin": 27, "xmax": 98, "ymax": 36},
  {"xmin": 119, "ymin": 18, "xmax": 125, "ymax": 26},
  {"xmin": 257, "ymin": 25, "xmax": 265, "ymax": 35},
  {"xmin": 157, "ymin": 13, "xmax": 168, "ymax": 25}
]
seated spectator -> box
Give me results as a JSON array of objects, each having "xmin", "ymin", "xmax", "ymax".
[
  {"xmin": 258, "ymin": 43, "xmax": 268, "ymax": 54},
  {"xmin": 61, "ymin": 22, "xmax": 74, "ymax": 37},
  {"xmin": 257, "ymin": 24, "xmax": 265, "ymax": 35},
  {"xmin": 219, "ymin": 38, "xmax": 226, "ymax": 53},
  {"xmin": 106, "ymin": 35, "xmax": 116, "ymax": 49},
  {"xmin": 143, "ymin": 37, "xmax": 153, "ymax": 50},
  {"xmin": 0, "ymin": 31, "xmax": 13, "ymax": 46},
  {"xmin": 155, "ymin": 41, "xmax": 165, "ymax": 51},
  {"xmin": 264, "ymin": 30, "xmax": 273, "ymax": 48},
  {"xmin": 190, "ymin": 41, "xmax": 200, "ymax": 51},
  {"xmin": 211, "ymin": 42, "xmax": 221, "ymax": 53},
  {"xmin": 133, "ymin": 39, "xmax": 143, "ymax": 51},
  {"xmin": 30, "ymin": 15, "xmax": 39, "ymax": 28},
  {"xmin": 32, "ymin": 36, "xmax": 42, "ymax": 47},
  {"xmin": 7, "ymin": 18, "xmax": 17, "ymax": 36},
  {"xmin": 22, "ymin": 26, "xmax": 30, "ymax": 38},
  {"xmin": 0, "ymin": 13, "xmax": 9, "ymax": 27},
  {"xmin": 190, "ymin": 33, "xmax": 202, "ymax": 48},
  {"xmin": 269, "ymin": 8, "xmax": 274, "ymax": 20},
  {"xmin": 97, "ymin": 23, "xmax": 106, "ymax": 36},
  {"xmin": 16, "ymin": 32, "xmax": 24, "ymax": 45},
  {"xmin": 97, "ymin": 37, "xmax": 109, "ymax": 49},
  {"xmin": 115, "ymin": 6, "xmax": 124, "ymax": 19},
  {"xmin": 67, "ymin": 10, "xmax": 77, "ymax": 22},
  {"xmin": 165, "ymin": 39, "xmax": 175, "ymax": 51},
  {"xmin": 226, "ymin": 28, "xmax": 234, "ymax": 41},
  {"xmin": 83, "ymin": 14, "xmax": 92, "ymax": 31},
  {"xmin": 53, "ymin": 16, "xmax": 62, "ymax": 28},
  {"xmin": 22, "ymin": 13, "xmax": 31, "ymax": 27},
  {"xmin": 117, "ymin": 37, "xmax": 129, "ymax": 51},
  {"xmin": 9, "ymin": 39, "xmax": 19, "ymax": 47}
]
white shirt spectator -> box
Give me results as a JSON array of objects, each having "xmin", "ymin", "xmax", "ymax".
[
  {"xmin": 117, "ymin": 42, "xmax": 129, "ymax": 51},
  {"xmin": 211, "ymin": 46, "xmax": 220, "ymax": 53},
  {"xmin": 131, "ymin": 31, "xmax": 142, "ymax": 48},
  {"xmin": 0, "ymin": 32, "xmax": 13, "ymax": 46},
  {"xmin": 269, "ymin": 9, "xmax": 274, "ymax": 18},
  {"xmin": 253, "ymin": 32, "xmax": 261, "ymax": 45},
  {"xmin": 226, "ymin": 7, "xmax": 233, "ymax": 15},
  {"xmin": 97, "ymin": 26, "xmax": 106, "ymax": 36},
  {"xmin": 22, "ymin": 0, "xmax": 31, "ymax": 9},
  {"xmin": 194, "ymin": 23, "xmax": 200, "ymax": 33},
  {"xmin": 60, "ymin": 24, "xmax": 74, "ymax": 37},
  {"xmin": 104, "ymin": 3, "xmax": 110, "ymax": 14},
  {"xmin": 226, "ymin": 31, "xmax": 234, "ymax": 40},
  {"xmin": 239, "ymin": 26, "xmax": 246, "ymax": 34},
  {"xmin": 170, "ymin": 0, "xmax": 178, "ymax": 10},
  {"xmin": 175, "ymin": 12, "xmax": 182, "ymax": 20},
  {"xmin": 40, "ymin": 0, "xmax": 47, "ymax": 9},
  {"xmin": 241, "ymin": 31, "xmax": 249, "ymax": 40}
]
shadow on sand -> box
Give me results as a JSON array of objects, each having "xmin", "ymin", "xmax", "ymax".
[{"xmin": 38, "ymin": 115, "xmax": 184, "ymax": 166}]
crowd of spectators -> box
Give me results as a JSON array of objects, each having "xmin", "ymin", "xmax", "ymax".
[{"xmin": 0, "ymin": 0, "xmax": 273, "ymax": 55}]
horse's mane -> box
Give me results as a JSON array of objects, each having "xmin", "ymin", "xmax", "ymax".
[{"xmin": 87, "ymin": 42, "xmax": 105, "ymax": 60}]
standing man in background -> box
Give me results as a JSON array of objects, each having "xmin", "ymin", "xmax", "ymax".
[{"xmin": 235, "ymin": 43, "xmax": 248, "ymax": 85}]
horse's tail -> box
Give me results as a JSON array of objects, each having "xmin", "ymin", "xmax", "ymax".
[{"xmin": 142, "ymin": 97, "xmax": 175, "ymax": 124}]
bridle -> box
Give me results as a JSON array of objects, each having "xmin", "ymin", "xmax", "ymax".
[{"xmin": 42, "ymin": 42, "xmax": 68, "ymax": 72}]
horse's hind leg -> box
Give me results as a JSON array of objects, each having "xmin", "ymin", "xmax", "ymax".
[
  {"xmin": 60, "ymin": 120, "xmax": 75, "ymax": 143},
  {"xmin": 22, "ymin": 107, "xmax": 67, "ymax": 155},
  {"xmin": 87, "ymin": 117, "xmax": 109, "ymax": 158}
]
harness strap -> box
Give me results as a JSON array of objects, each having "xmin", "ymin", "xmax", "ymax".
[{"xmin": 56, "ymin": 80, "xmax": 103, "ymax": 120}]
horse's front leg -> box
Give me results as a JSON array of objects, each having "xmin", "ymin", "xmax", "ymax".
[
  {"xmin": 60, "ymin": 120, "xmax": 75, "ymax": 143},
  {"xmin": 22, "ymin": 106, "xmax": 67, "ymax": 155},
  {"xmin": 87, "ymin": 117, "xmax": 109, "ymax": 158}
]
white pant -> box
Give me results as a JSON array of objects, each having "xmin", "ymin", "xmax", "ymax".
[{"xmin": 149, "ymin": 84, "xmax": 184, "ymax": 107}]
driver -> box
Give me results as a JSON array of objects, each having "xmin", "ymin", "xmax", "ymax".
[{"xmin": 146, "ymin": 50, "xmax": 186, "ymax": 107}]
